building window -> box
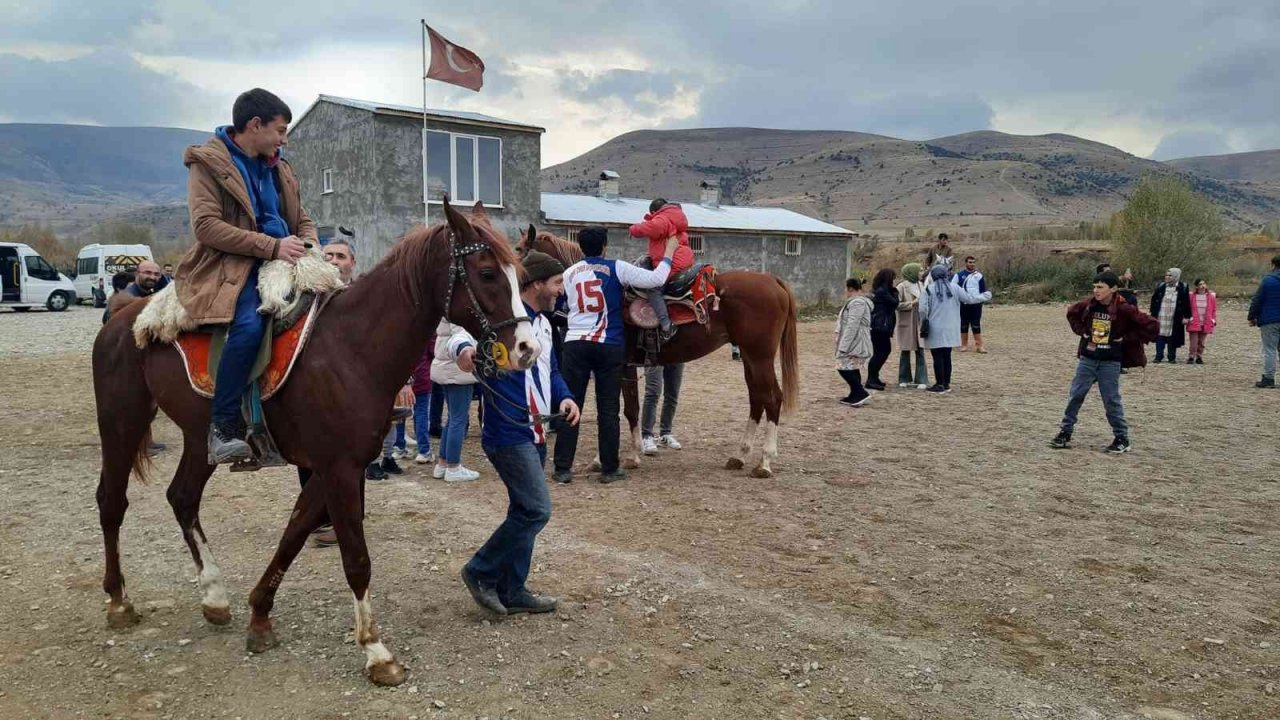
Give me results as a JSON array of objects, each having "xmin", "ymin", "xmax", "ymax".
[
  {"xmin": 322, "ymin": 168, "xmax": 334, "ymax": 194},
  {"xmin": 784, "ymin": 236, "xmax": 802, "ymax": 256},
  {"xmin": 566, "ymin": 228, "xmax": 580, "ymax": 243},
  {"xmin": 689, "ymin": 234, "xmax": 705, "ymax": 255},
  {"xmin": 424, "ymin": 130, "xmax": 503, "ymax": 206}
]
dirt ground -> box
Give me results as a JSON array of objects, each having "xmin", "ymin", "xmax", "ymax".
[{"xmin": 1, "ymin": 302, "xmax": 1277, "ymax": 720}]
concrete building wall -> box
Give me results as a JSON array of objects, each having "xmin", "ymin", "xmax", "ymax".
[{"xmin": 540, "ymin": 223, "xmax": 849, "ymax": 303}]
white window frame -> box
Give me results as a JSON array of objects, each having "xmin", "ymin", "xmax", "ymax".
[
  {"xmin": 423, "ymin": 130, "xmax": 504, "ymax": 208},
  {"xmin": 322, "ymin": 168, "xmax": 334, "ymax": 194},
  {"xmin": 688, "ymin": 234, "xmax": 705, "ymax": 255},
  {"xmin": 565, "ymin": 228, "xmax": 580, "ymax": 243},
  {"xmin": 784, "ymin": 236, "xmax": 802, "ymax": 256}
]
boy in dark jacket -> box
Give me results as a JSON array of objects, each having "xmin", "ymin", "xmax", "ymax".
[
  {"xmin": 1247, "ymin": 255, "xmax": 1280, "ymax": 388},
  {"xmin": 1050, "ymin": 272, "xmax": 1159, "ymax": 454}
]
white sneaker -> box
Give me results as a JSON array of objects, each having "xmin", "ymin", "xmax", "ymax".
[
  {"xmin": 404, "ymin": 437, "xmax": 417, "ymax": 448},
  {"xmin": 432, "ymin": 464, "xmax": 446, "ymax": 479},
  {"xmin": 917, "ymin": 384, "xmax": 929, "ymax": 390},
  {"xmin": 641, "ymin": 436, "xmax": 659, "ymax": 455},
  {"xmin": 414, "ymin": 452, "xmax": 435, "ymax": 465},
  {"xmin": 898, "ymin": 382, "xmax": 910, "ymax": 388},
  {"xmin": 659, "ymin": 434, "xmax": 682, "ymax": 450},
  {"xmin": 444, "ymin": 466, "xmax": 480, "ymax": 483},
  {"xmin": 391, "ymin": 448, "xmax": 407, "ymax": 460}
]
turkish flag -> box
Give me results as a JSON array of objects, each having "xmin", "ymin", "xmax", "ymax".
[{"xmin": 425, "ymin": 25, "xmax": 485, "ymax": 92}]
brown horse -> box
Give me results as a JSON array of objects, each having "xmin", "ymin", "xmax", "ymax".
[
  {"xmin": 518, "ymin": 231, "xmax": 799, "ymax": 477},
  {"xmin": 92, "ymin": 200, "xmax": 537, "ymax": 686}
]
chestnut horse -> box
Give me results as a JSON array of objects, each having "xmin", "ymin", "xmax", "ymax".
[
  {"xmin": 92, "ymin": 200, "xmax": 537, "ymax": 686},
  {"xmin": 518, "ymin": 231, "xmax": 799, "ymax": 477}
]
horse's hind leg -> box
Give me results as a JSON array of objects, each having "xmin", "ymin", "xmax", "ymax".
[
  {"xmin": 328, "ymin": 466, "xmax": 406, "ymax": 686},
  {"xmin": 245, "ymin": 473, "xmax": 329, "ymax": 653},
  {"xmin": 166, "ymin": 435, "xmax": 226, "ymax": 625},
  {"xmin": 96, "ymin": 406, "xmax": 154, "ymax": 629}
]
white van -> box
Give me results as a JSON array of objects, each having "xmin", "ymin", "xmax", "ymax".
[
  {"xmin": 73, "ymin": 243, "xmax": 154, "ymax": 305},
  {"xmin": 0, "ymin": 242, "xmax": 78, "ymax": 311}
]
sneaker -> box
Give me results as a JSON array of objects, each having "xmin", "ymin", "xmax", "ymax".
[
  {"xmin": 1049, "ymin": 430, "xmax": 1072, "ymax": 449},
  {"xmin": 208, "ymin": 422, "xmax": 251, "ymax": 464},
  {"xmin": 925, "ymin": 384, "xmax": 948, "ymax": 394},
  {"xmin": 1105, "ymin": 437, "xmax": 1132, "ymax": 454},
  {"xmin": 898, "ymin": 382, "xmax": 911, "ymax": 388},
  {"xmin": 641, "ymin": 436, "xmax": 659, "ymax": 456},
  {"xmin": 414, "ymin": 451, "xmax": 435, "ymax": 465},
  {"xmin": 659, "ymin": 325, "xmax": 678, "ymax": 342},
  {"xmin": 404, "ymin": 437, "xmax": 417, "ymax": 448},
  {"xmin": 311, "ymin": 524, "xmax": 338, "ymax": 548},
  {"xmin": 599, "ymin": 469, "xmax": 627, "ymax": 484},
  {"xmin": 865, "ymin": 380, "xmax": 886, "ymax": 391},
  {"xmin": 1153, "ymin": 357, "xmax": 1164, "ymax": 364},
  {"xmin": 381, "ymin": 457, "xmax": 405, "ymax": 475},
  {"xmin": 553, "ymin": 470, "xmax": 574, "ymax": 484},
  {"xmin": 916, "ymin": 384, "xmax": 929, "ymax": 390},
  {"xmin": 432, "ymin": 463, "xmax": 447, "ymax": 479},
  {"xmin": 840, "ymin": 395, "xmax": 871, "ymax": 407},
  {"xmin": 1186, "ymin": 358, "xmax": 1195, "ymax": 365},
  {"xmin": 444, "ymin": 466, "xmax": 480, "ymax": 483},
  {"xmin": 1194, "ymin": 357, "xmax": 1204, "ymax": 365},
  {"xmin": 658, "ymin": 434, "xmax": 682, "ymax": 450},
  {"xmin": 391, "ymin": 448, "xmax": 406, "ymax": 460},
  {"xmin": 365, "ymin": 462, "xmax": 388, "ymax": 481},
  {"xmin": 1256, "ymin": 377, "xmax": 1276, "ymax": 389}
]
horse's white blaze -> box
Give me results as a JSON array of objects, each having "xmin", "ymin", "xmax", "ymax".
[
  {"xmin": 353, "ymin": 592, "xmax": 394, "ymax": 668},
  {"xmin": 503, "ymin": 264, "xmax": 540, "ymax": 367},
  {"xmin": 194, "ymin": 536, "xmax": 229, "ymax": 610}
]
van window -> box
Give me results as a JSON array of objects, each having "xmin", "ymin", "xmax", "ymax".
[
  {"xmin": 25, "ymin": 255, "xmax": 60, "ymax": 281},
  {"xmin": 77, "ymin": 257, "xmax": 98, "ymax": 276}
]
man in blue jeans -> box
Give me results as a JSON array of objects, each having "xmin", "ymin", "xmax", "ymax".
[
  {"xmin": 179, "ymin": 89, "xmax": 314, "ymax": 462},
  {"xmin": 444, "ymin": 251, "xmax": 580, "ymax": 615},
  {"xmin": 1247, "ymin": 255, "xmax": 1280, "ymax": 389},
  {"xmin": 1051, "ymin": 271, "xmax": 1158, "ymax": 454}
]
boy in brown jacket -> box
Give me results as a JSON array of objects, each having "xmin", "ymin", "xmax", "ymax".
[{"xmin": 177, "ymin": 88, "xmax": 315, "ymax": 462}]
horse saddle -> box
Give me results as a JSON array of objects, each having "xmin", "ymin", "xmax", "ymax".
[{"xmin": 625, "ymin": 264, "xmax": 719, "ymax": 329}]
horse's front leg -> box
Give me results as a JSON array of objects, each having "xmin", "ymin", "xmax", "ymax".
[
  {"xmin": 621, "ymin": 365, "xmax": 642, "ymax": 469},
  {"xmin": 328, "ymin": 467, "xmax": 406, "ymax": 686},
  {"xmin": 245, "ymin": 470, "xmax": 329, "ymax": 652}
]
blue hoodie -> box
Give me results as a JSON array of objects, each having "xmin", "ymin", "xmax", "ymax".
[{"xmin": 216, "ymin": 126, "xmax": 290, "ymax": 239}]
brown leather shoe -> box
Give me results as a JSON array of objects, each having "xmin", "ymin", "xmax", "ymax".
[{"xmin": 311, "ymin": 525, "xmax": 338, "ymax": 547}]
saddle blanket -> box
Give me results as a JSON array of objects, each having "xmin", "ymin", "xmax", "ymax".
[{"xmin": 174, "ymin": 308, "xmax": 317, "ymax": 401}]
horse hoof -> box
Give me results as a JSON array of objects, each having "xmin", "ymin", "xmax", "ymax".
[
  {"xmin": 106, "ymin": 601, "xmax": 142, "ymax": 629},
  {"xmin": 725, "ymin": 458, "xmax": 745, "ymax": 470},
  {"xmin": 202, "ymin": 604, "xmax": 232, "ymax": 626},
  {"xmin": 623, "ymin": 457, "xmax": 641, "ymax": 470},
  {"xmin": 246, "ymin": 627, "xmax": 279, "ymax": 654},
  {"xmin": 368, "ymin": 660, "xmax": 407, "ymax": 686},
  {"xmin": 750, "ymin": 467, "xmax": 774, "ymax": 479}
]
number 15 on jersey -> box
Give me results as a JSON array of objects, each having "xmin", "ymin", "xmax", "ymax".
[{"xmin": 575, "ymin": 278, "xmax": 604, "ymax": 313}]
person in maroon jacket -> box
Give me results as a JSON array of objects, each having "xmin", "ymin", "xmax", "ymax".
[
  {"xmin": 412, "ymin": 343, "xmax": 435, "ymax": 464},
  {"xmin": 1051, "ymin": 271, "xmax": 1159, "ymax": 454},
  {"xmin": 629, "ymin": 199, "xmax": 695, "ymax": 340}
]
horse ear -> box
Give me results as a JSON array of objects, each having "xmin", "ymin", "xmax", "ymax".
[
  {"xmin": 526, "ymin": 224, "xmax": 536, "ymax": 247},
  {"xmin": 443, "ymin": 195, "xmax": 474, "ymax": 239},
  {"xmin": 471, "ymin": 201, "xmax": 489, "ymax": 223}
]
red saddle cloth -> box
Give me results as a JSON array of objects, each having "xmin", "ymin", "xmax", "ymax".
[
  {"xmin": 625, "ymin": 265, "xmax": 718, "ymax": 329},
  {"xmin": 174, "ymin": 310, "xmax": 314, "ymax": 400}
]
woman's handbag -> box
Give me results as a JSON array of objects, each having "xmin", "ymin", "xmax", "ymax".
[{"xmin": 920, "ymin": 318, "xmax": 931, "ymax": 339}]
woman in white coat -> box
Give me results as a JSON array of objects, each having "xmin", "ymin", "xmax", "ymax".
[
  {"xmin": 431, "ymin": 319, "xmax": 481, "ymax": 482},
  {"xmin": 918, "ymin": 264, "xmax": 992, "ymax": 394},
  {"xmin": 835, "ymin": 277, "xmax": 874, "ymax": 407}
]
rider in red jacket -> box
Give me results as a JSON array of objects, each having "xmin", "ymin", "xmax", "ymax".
[{"xmin": 629, "ymin": 199, "xmax": 695, "ymax": 340}]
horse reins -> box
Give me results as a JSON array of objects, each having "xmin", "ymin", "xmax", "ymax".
[{"xmin": 442, "ymin": 231, "xmax": 531, "ymax": 378}]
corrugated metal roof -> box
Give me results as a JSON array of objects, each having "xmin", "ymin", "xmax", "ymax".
[
  {"xmin": 303, "ymin": 94, "xmax": 544, "ymax": 133},
  {"xmin": 541, "ymin": 193, "xmax": 854, "ymax": 237}
]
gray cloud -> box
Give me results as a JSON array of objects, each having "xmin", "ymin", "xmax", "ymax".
[
  {"xmin": 0, "ymin": 49, "xmax": 218, "ymax": 128},
  {"xmin": 559, "ymin": 69, "xmax": 679, "ymax": 104},
  {"xmin": 1149, "ymin": 130, "xmax": 1234, "ymax": 161}
]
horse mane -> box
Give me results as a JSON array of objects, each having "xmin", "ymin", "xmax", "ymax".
[
  {"xmin": 371, "ymin": 220, "xmax": 521, "ymax": 308},
  {"xmin": 534, "ymin": 231, "xmax": 584, "ymax": 265}
]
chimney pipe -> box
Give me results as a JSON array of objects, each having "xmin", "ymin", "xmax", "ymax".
[
  {"xmin": 598, "ymin": 170, "xmax": 620, "ymax": 200},
  {"xmin": 699, "ymin": 179, "xmax": 720, "ymax": 208}
]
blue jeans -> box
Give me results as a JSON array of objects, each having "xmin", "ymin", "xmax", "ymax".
[
  {"xmin": 413, "ymin": 391, "xmax": 434, "ymax": 453},
  {"xmin": 211, "ymin": 262, "xmax": 265, "ymax": 425},
  {"xmin": 1061, "ymin": 357, "xmax": 1128, "ymax": 437},
  {"xmin": 394, "ymin": 421, "xmax": 406, "ymax": 451},
  {"xmin": 1261, "ymin": 323, "xmax": 1280, "ymax": 381},
  {"xmin": 439, "ymin": 384, "xmax": 473, "ymax": 464},
  {"xmin": 466, "ymin": 442, "xmax": 552, "ymax": 603}
]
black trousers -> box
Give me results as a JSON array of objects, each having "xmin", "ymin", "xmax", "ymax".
[
  {"xmin": 930, "ymin": 347, "xmax": 954, "ymax": 387},
  {"xmin": 554, "ymin": 340, "xmax": 625, "ymax": 474},
  {"xmin": 868, "ymin": 330, "xmax": 893, "ymax": 383}
]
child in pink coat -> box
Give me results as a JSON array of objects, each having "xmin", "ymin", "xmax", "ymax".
[{"xmin": 1186, "ymin": 278, "xmax": 1217, "ymax": 364}]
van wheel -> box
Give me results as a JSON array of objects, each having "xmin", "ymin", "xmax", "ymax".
[{"xmin": 46, "ymin": 292, "xmax": 70, "ymax": 312}]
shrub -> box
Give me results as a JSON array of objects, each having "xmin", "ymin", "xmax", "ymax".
[{"xmin": 1111, "ymin": 175, "xmax": 1226, "ymax": 286}]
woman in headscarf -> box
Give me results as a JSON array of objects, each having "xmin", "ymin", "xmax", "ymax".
[
  {"xmin": 1149, "ymin": 267, "xmax": 1192, "ymax": 363},
  {"xmin": 918, "ymin": 264, "xmax": 992, "ymax": 394},
  {"xmin": 894, "ymin": 263, "xmax": 929, "ymax": 388}
]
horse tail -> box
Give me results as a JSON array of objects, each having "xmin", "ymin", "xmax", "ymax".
[
  {"xmin": 131, "ymin": 427, "xmax": 154, "ymax": 484},
  {"xmin": 777, "ymin": 277, "xmax": 800, "ymax": 418}
]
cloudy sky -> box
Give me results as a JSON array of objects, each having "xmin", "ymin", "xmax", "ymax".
[{"xmin": 1, "ymin": 0, "xmax": 1276, "ymax": 166}]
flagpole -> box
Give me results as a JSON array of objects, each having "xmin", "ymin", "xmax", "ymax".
[{"xmin": 421, "ymin": 19, "xmax": 429, "ymax": 228}]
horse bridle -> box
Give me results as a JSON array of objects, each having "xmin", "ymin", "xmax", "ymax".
[{"xmin": 442, "ymin": 232, "xmax": 531, "ymax": 378}]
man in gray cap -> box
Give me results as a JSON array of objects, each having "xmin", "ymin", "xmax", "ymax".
[{"xmin": 451, "ymin": 249, "xmax": 581, "ymax": 616}]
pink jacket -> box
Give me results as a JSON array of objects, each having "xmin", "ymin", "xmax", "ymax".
[{"xmin": 1187, "ymin": 291, "xmax": 1217, "ymax": 334}]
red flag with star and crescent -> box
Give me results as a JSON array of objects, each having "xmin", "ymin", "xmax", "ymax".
[{"xmin": 425, "ymin": 25, "xmax": 485, "ymax": 92}]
